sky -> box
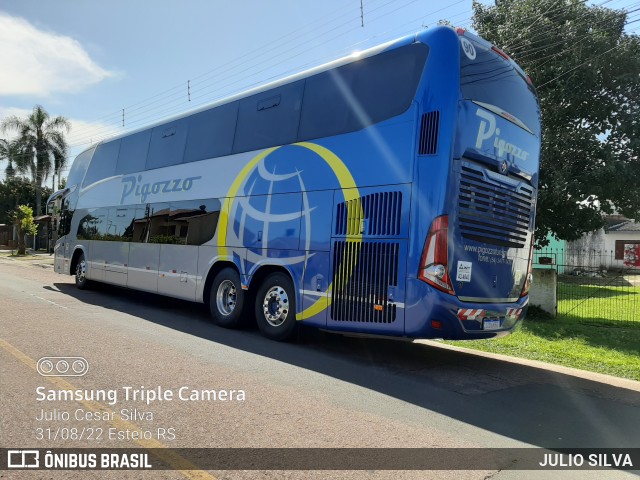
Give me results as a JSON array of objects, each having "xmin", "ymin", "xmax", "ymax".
[{"xmin": 0, "ymin": 0, "xmax": 638, "ymax": 186}]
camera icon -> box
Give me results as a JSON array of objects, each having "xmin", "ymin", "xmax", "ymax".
[
  {"xmin": 7, "ymin": 450, "xmax": 39, "ymax": 468},
  {"xmin": 37, "ymin": 357, "xmax": 88, "ymax": 377}
]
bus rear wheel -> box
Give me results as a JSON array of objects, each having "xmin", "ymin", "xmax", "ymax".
[
  {"xmin": 209, "ymin": 268, "xmax": 246, "ymax": 328},
  {"xmin": 255, "ymin": 272, "xmax": 298, "ymax": 342},
  {"xmin": 75, "ymin": 253, "xmax": 91, "ymax": 290}
]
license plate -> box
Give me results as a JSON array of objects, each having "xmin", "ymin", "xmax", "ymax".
[{"xmin": 483, "ymin": 319, "xmax": 501, "ymax": 330}]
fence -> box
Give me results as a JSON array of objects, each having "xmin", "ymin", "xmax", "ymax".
[{"xmin": 534, "ymin": 248, "xmax": 640, "ymax": 328}]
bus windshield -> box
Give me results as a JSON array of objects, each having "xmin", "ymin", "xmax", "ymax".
[{"xmin": 460, "ymin": 39, "xmax": 540, "ymax": 138}]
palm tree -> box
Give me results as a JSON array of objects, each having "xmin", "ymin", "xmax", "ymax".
[
  {"xmin": 0, "ymin": 138, "xmax": 22, "ymax": 178},
  {"xmin": 52, "ymin": 148, "xmax": 68, "ymax": 190},
  {"xmin": 1, "ymin": 105, "xmax": 70, "ymax": 215}
]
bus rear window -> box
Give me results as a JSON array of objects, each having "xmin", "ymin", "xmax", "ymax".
[{"xmin": 460, "ymin": 41, "xmax": 540, "ymax": 137}]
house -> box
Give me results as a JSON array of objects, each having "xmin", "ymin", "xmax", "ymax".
[
  {"xmin": 563, "ymin": 215, "xmax": 640, "ymax": 270},
  {"xmin": 0, "ymin": 224, "xmax": 13, "ymax": 249},
  {"xmin": 32, "ymin": 215, "xmax": 51, "ymax": 251}
]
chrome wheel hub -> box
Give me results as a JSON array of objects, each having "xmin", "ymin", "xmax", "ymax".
[
  {"xmin": 76, "ymin": 259, "xmax": 86, "ymax": 282},
  {"xmin": 216, "ymin": 280, "xmax": 237, "ymax": 316},
  {"xmin": 262, "ymin": 286, "xmax": 289, "ymax": 327}
]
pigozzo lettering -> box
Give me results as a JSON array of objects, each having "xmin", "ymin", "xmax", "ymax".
[
  {"xmin": 120, "ymin": 175, "xmax": 202, "ymax": 204},
  {"xmin": 475, "ymin": 109, "xmax": 530, "ymax": 161}
]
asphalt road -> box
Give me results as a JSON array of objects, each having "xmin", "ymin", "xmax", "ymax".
[{"xmin": 0, "ymin": 256, "xmax": 638, "ymax": 480}]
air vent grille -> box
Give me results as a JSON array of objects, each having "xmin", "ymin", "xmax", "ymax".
[
  {"xmin": 331, "ymin": 241, "xmax": 398, "ymax": 323},
  {"xmin": 458, "ymin": 166, "xmax": 534, "ymax": 248},
  {"xmin": 418, "ymin": 111, "xmax": 440, "ymax": 155},
  {"xmin": 335, "ymin": 192, "xmax": 402, "ymax": 237}
]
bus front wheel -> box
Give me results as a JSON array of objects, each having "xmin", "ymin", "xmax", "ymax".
[
  {"xmin": 209, "ymin": 268, "xmax": 246, "ymax": 328},
  {"xmin": 255, "ymin": 272, "xmax": 298, "ymax": 342},
  {"xmin": 75, "ymin": 253, "xmax": 91, "ymax": 290}
]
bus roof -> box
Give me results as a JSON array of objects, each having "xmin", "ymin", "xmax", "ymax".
[{"xmin": 84, "ymin": 29, "xmax": 445, "ymax": 150}]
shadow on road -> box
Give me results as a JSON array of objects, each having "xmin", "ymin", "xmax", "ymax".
[{"xmin": 54, "ymin": 281, "xmax": 640, "ymax": 449}]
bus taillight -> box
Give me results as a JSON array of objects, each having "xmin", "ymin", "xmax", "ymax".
[
  {"xmin": 419, "ymin": 215, "xmax": 455, "ymax": 295},
  {"xmin": 491, "ymin": 46, "xmax": 512, "ymax": 62}
]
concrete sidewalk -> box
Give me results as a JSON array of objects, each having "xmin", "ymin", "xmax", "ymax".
[{"xmin": 0, "ymin": 249, "xmax": 54, "ymax": 267}]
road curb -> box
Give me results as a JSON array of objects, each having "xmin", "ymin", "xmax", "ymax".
[{"xmin": 418, "ymin": 339, "xmax": 640, "ymax": 393}]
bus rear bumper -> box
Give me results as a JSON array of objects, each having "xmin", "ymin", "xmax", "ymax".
[{"xmin": 404, "ymin": 280, "xmax": 528, "ymax": 340}]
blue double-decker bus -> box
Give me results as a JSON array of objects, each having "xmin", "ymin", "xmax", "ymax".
[{"xmin": 50, "ymin": 26, "xmax": 541, "ymax": 341}]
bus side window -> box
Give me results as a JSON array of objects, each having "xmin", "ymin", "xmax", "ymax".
[
  {"xmin": 83, "ymin": 141, "xmax": 119, "ymax": 187},
  {"xmin": 163, "ymin": 199, "xmax": 222, "ymax": 246},
  {"xmin": 145, "ymin": 203, "xmax": 172, "ymax": 244},
  {"xmin": 298, "ymin": 67, "xmax": 357, "ymax": 140},
  {"xmin": 233, "ymin": 80, "xmax": 304, "ymax": 154},
  {"xmin": 184, "ymin": 102, "xmax": 238, "ymax": 163},
  {"xmin": 193, "ymin": 198, "xmax": 222, "ymax": 245},
  {"xmin": 58, "ymin": 198, "xmax": 73, "ymax": 237},
  {"xmin": 146, "ymin": 119, "xmax": 189, "ymax": 170},
  {"xmin": 350, "ymin": 43, "xmax": 428, "ymax": 125},
  {"xmin": 116, "ymin": 131, "xmax": 151, "ymax": 175},
  {"xmin": 77, "ymin": 208, "xmax": 107, "ymax": 240},
  {"xmin": 66, "ymin": 146, "xmax": 95, "ymax": 188},
  {"xmin": 106, "ymin": 206, "xmax": 138, "ymax": 241},
  {"xmin": 130, "ymin": 206, "xmax": 149, "ymax": 243}
]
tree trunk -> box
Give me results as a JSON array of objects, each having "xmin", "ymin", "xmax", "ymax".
[
  {"xmin": 34, "ymin": 184, "xmax": 42, "ymax": 217},
  {"xmin": 16, "ymin": 224, "xmax": 25, "ymax": 255},
  {"xmin": 35, "ymin": 143, "xmax": 46, "ymax": 217}
]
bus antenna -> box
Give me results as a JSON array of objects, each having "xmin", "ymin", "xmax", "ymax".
[{"xmin": 360, "ymin": 0, "xmax": 364, "ymax": 27}]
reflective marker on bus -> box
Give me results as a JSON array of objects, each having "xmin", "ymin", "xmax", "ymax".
[{"xmin": 49, "ymin": 26, "xmax": 541, "ymax": 342}]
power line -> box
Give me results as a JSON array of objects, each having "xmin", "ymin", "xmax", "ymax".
[
  {"xmin": 65, "ymin": 0, "xmax": 471, "ymax": 146},
  {"xmin": 66, "ymin": 0, "xmax": 403, "ymax": 137},
  {"xmin": 5, "ymin": 0, "xmax": 640, "ymax": 169}
]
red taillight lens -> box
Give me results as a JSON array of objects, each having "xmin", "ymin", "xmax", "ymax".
[
  {"xmin": 419, "ymin": 215, "xmax": 455, "ymax": 295},
  {"xmin": 520, "ymin": 238, "xmax": 534, "ymax": 297},
  {"xmin": 492, "ymin": 46, "xmax": 512, "ymax": 62}
]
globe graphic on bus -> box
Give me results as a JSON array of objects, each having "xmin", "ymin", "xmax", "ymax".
[{"xmin": 226, "ymin": 150, "xmax": 318, "ymax": 273}]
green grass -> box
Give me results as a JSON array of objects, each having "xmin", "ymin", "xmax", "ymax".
[
  {"xmin": 557, "ymin": 282, "xmax": 640, "ymax": 325},
  {"xmin": 447, "ymin": 311, "xmax": 640, "ymax": 382}
]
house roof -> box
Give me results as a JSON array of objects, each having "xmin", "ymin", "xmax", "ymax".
[{"xmin": 607, "ymin": 219, "xmax": 640, "ymax": 232}]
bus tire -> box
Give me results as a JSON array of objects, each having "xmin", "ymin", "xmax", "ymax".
[
  {"xmin": 254, "ymin": 272, "xmax": 298, "ymax": 342},
  {"xmin": 75, "ymin": 253, "xmax": 92, "ymax": 290},
  {"xmin": 209, "ymin": 268, "xmax": 246, "ymax": 328}
]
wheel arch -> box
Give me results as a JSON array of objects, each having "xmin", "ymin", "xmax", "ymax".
[
  {"xmin": 202, "ymin": 260, "xmax": 241, "ymax": 309},
  {"xmin": 248, "ymin": 264, "xmax": 294, "ymax": 293},
  {"xmin": 69, "ymin": 247, "xmax": 86, "ymax": 276}
]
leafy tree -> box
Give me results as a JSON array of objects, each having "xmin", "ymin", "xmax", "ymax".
[
  {"xmin": 0, "ymin": 177, "xmax": 52, "ymax": 224},
  {"xmin": 1, "ymin": 105, "xmax": 70, "ymax": 216},
  {"xmin": 472, "ymin": 0, "xmax": 640, "ymax": 244},
  {"xmin": 12, "ymin": 204, "xmax": 38, "ymax": 255}
]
